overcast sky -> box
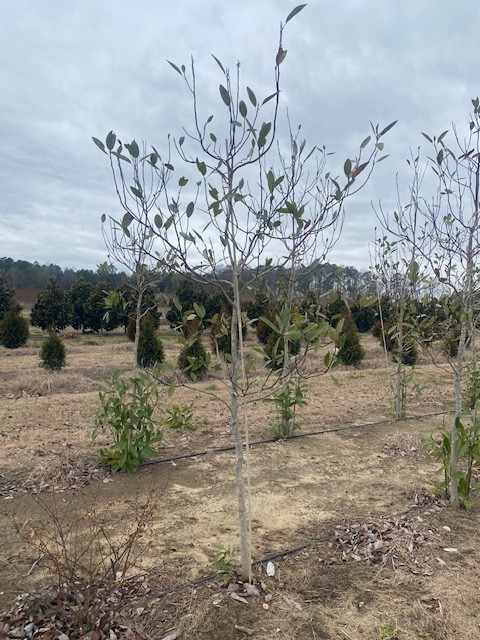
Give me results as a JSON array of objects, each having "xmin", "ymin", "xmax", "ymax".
[{"xmin": 1, "ymin": 0, "xmax": 479, "ymax": 273}]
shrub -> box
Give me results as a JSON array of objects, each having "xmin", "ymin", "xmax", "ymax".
[
  {"xmin": 264, "ymin": 332, "xmax": 301, "ymax": 370},
  {"xmin": 443, "ymin": 327, "xmax": 461, "ymax": 358},
  {"xmin": 337, "ymin": 312, "xmax": 365, "ymax": 366},
  {"xmin": 0, "ymin": 309, "xmax": 29, "ymax": 348},
  {"xmin": 178, "ymin": 333, "xmax": 208, "ymax": 380},
  {"xmin": 30, "ymin": 278, "xmax": 70, "ymax": 331},
  {"xmin": 396, "ymin": 339, "xmax": 418, "ymax": 366},
  {"xmin": 351, "ymin": 303, "xmax": 376, "ymax": 333},
  {"xmin": 137, "ymin": 314, "xmax": 165, "ymax": 368},
  {"xmin": 210, "ymin": 311, "xmax": 247, "ymax": 356},
  {"xmin": 372, "ymin": 320, "xmax": 395, "ymax": 351},
  {"xmin": 93, "ymin": 370, "xmax": 162, "ymax": 471},
  {"xmin": 40, "ymin": 332, "xmax": 66, "ymax": 370}
]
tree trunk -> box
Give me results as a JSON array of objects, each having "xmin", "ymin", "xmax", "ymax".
[{"xmin": 230, "ymin": 290, "xmax": 251, "ymax": 581}]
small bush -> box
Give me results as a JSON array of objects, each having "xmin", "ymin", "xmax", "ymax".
[
  {"xmin": 372, "ymin": 320, "xmax": 395, "ymax": 351},
  {"xmin": 178, "ymin": 333, "xmax": 209, "ymax": 380},
  {"xmin": 443, "ymin": 327, "xmax": 461, "ymax": 358},
  {"xmin": 93, "ymin": 370, "xmax": 162, "ymax": 471},
  {"xmin": 40, "ymin": 332, "xmax": 66, "ymax": 370},
  {"xmin": 396, "ymin": 339, "xmax": 418, "ymax": 366},
  {"xmin": 0, "ymin": 309, "xmax": 29, "ymax": 348},
  {"xmin": 137, "ymin": 314, "xmax": 165, "ymax": 368},
  {"xmin": 337, "ymin": 313, "xmax": 365, "ymax": 366},
  {"xmin": 351, "ymin": 304, "xmax": 376, "ymax": 333},
  {"xmin": 264, "ymin": 332, "xmax": 301, "ymax": 370},
  {"xmin": 210, "ymin": 311, "xmax": 247, "ymax": 356}
]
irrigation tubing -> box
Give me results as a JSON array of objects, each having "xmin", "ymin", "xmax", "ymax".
[
  {"xmin": 141, "ymin": 409, "xmax": 450, "ymax": 468},
  {"xmin": 151, "ymin": 501, "xmax": 438, "ymax": 600}
]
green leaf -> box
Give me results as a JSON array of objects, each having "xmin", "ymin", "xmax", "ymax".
[
  {"xmin": 106, "ymin": 131, "xmax": 116, "ymax": 151},
  {"xmin": 101, "ymin": 213, "xmax": 106, "ymax": 224},
  {"xmin": 196, "ymin": 159, "xmax": 207, "ymax": 176},
  {"xmin": 285, "ymin": 4, "xmax": 307, "ymax": 24},
  {"xmin": 437, "ymin": 149, "xmax": 444, "ymax": 165},
  {"xmin": 247, "ymin": 87, "xmax": 257, "ymax": 107},
  {"xmin": 267, "ymin": 170, "xmax": 275, "ymax": 193},
  {"xmin": 122, "ymin": 212, "xmax": 133, "ymax": 228},
  {"xmin": 126, "ymin": 140, "xmax": 140, "ymax": 158},
  {"xmin": 360, "ymin": 135, "xmax": 371, "ymax": 149},
  {"xmin": 262, "ymin": 92, "xmax": 277, "ymax": 105},
  {"xmin": 343, "ymin": 158, "xmax": 352, "ymax": 177},
  {"xmin": 239, "ymin": 100, "xmax": 247, "ymax": 118},
  {"xmin": 154, "ymin": 214, "xmax": 162, "ymax": 229},
  {"xmin": 193, "ymin": 302, "xmax": 206, "ymax": 319},
  {"xmin": 186, "ymin": 202, "xmax": 194, "ymax": 217},
  {"xmin": 258, "ymin": 122, "xmax": 272, "ymax": 148},
  {"xmin": 379, "ymin": 120, "xmax": 397, "ymax": 137},
  {"xmin": 219, "ymin": 84, "xmax": 231, "ymax": 107},
  {"xmin": 437, "ymin": 130, "xmax": 449, "ymax": 143},
  {"xmin": 165, "ymin": 163, "xmax": 174, "ymax": 171},
  {"xmin": 210, "ymin": 132, "xmax": 217, "ymax": 143},
  {"xmin": 167, "ymin": 60, "xmax": 183, "ymax": 75},
  {"xmin": 211, "ymin": 55, "xmax": 225, "ymax": 73},
  {"xmin": 421, "ymin": 132, "xmax": 433, "ymax": 143},
  {"xmin": 92, "ymin": 137, "xmax": 106, "ymax": 153},
  {"xmin": 131, "ymin": 186, "xmax": 143, "ymax": 198},
  {"xmin": 179, "ymin": 176, "xmax": 188, "ymax": 187}
]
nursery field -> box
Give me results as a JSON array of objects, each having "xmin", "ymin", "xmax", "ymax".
[{"xmin": 1, "ymin": 328, "xmax": 480, "ymax": 639}]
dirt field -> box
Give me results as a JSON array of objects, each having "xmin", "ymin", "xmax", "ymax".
[{"xmin": 1, "ymin": 327, "xmax": 480, "ymax": 639}]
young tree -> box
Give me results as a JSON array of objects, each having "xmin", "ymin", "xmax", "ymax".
[
  {"xmin": 30, "ymin": 278, "xmax": 70, "ymax": 331},
  {"xmin": 96, "ymin": 137, "xmax": 169, "ymax": 367},
  {"xmin": 380, "ymin": 100, "xmax": 480, "ymax": 506},
  {"xmin": 0, "ymin": 309, "xmax": 29, "ymax": 348},
  {"xmin": 95, "ymin": 5, "xmax": 394, "ymax": 580},
  {"xmin": 0, "ymin": 276, "xmax": 21, "ymax": 320}
]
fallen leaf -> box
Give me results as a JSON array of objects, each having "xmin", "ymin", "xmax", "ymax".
[
  {"xmin": 231, "ymin": 592, "xmax": 248, "ymax": 604},
  {"xmin": 234, "ymin": 624, "xmax": 254, "ymax": 635}
]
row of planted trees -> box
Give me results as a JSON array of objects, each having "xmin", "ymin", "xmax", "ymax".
[{"xmin": 92, "ymin": 3, "xmax": 480, "ymax": 580}]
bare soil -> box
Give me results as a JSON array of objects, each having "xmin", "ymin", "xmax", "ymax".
[{"xmin": 1, "ymin": 328, "xmax": 479, "ymax": 639}]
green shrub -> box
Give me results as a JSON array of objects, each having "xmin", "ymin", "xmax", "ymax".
[
  {"xmin": 443, "ymin": 327, "xmax": 461, "ymax": 358},
  {"xmin": 396, "ymin": 339, "xmax": 418, "ymax": 366},
  {"xmin": 93, "ymin": 370, "xmax": 162, "ymax": 472},
  {"xmin": 351, "ymin": 303, "xmax": 376, "ymax": 333},
  {"xmin": 163, "ymin": 404, "xmax": 198, "ymax": 431},
  {"xmin": 264, "ymin": 332, "xmax": 301, "ymax": 370},
  {"xmin": 137, "ymin": 314, "xmax": 165, "ymax": 368},
  {"xmin": 337, "ymin": 313, "xmax": 365, "ymax": 366},
  {"xmin": 0, "ymin": 310, "xmax": 29, "ymax": 348},
  {"xmin": 210, "ymin": 311, "xmax": 247, "ymax": 356},
  {"xmin": 40, "ymin": 333, "xmax": 66, "ymax": 370},
  {"xmin": 178, "ymin": 333, "xmax": 209, "ymax": 380},
  {"xmin": 372, "ymin": 320, "xmax": 395, "ymax": 351}
]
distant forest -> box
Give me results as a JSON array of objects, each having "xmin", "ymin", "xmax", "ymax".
[{"xmin": 0, "ymin": 257, "xmax": 373, "ymax": 299}]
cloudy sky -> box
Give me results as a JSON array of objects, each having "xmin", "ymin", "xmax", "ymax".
[{"xmin": 1, "ymin": 0, "xmax": 479, "ymax": 273}]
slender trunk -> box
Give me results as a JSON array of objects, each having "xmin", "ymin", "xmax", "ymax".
[
  {"xmin": 395, "ymin": 302, "xmax": 406, "ymax": 420},
  {"xmin": 133, "ymin": 277, "xmax": 143, "ymax": 369},
  {"xmin": 230, "ymin": 286, "xmax": 250, "ymax": 581},
  {"xmin": 451, "ymin": 319, "xmax": 467, "ymax": 507}
]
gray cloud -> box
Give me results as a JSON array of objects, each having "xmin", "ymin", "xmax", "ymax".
[{"xmin": 1, "ymin": 0, "xmax": 479, "ymax": 272}]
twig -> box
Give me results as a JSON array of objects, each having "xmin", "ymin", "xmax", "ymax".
[{"xmin": 25, "ymin": 553, "xmax": 44, "ymax": 576}]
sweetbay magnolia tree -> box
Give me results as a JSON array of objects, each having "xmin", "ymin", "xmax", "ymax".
[
  {"xmin": 95, "ymin": 4, "xmax": 395, "ymax": 581},
  {"xmin": 380, "ymin": 99, "xmax": 480, "ymax": 507}
]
